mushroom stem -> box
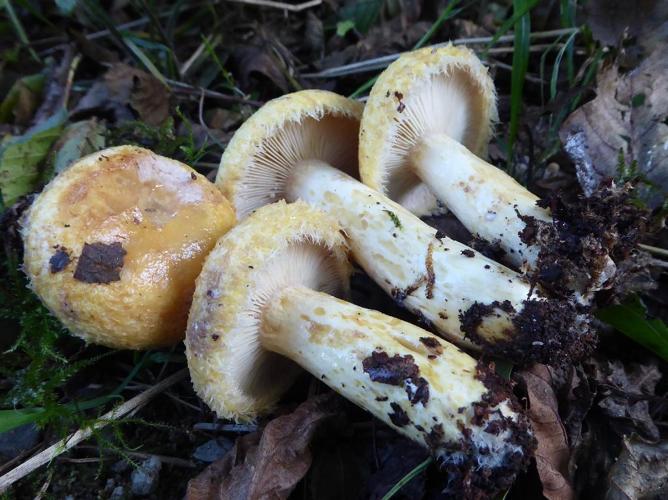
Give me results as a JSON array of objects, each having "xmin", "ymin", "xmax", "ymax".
[
  {"xmin": 260, "ymin": 284, "xmax": 530, "ymax": 472},
  {"xmin": 411, "ymin": 134, "xmax": 616, "ymax": 294},
  {"xmin": 412, "ymin": 134, "xmax": 550, "ymax": 271},
  {"xmin": 287, "ymin": 159, "xmax": 537, "ymax": 352}
]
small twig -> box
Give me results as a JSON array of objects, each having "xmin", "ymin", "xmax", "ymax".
[
  {"xmin": 57, "ymin": 457, "xmax": 104, "ymax": 464},
  {"xmin": 39, "ymin": 16, "xmax": 181, "ymax": 55},
  {"xmin": 33, "ymin": 469, "xmax": 52, "ymax": 500},
  {"xmin": 226, "ymin": 0, "xmax": 321, "ymax": 12},
  {"xmin": 63, "ymin": 53, "xmax": 83, "ymax": 110},
  {"xmin": 198, "ymin": 90, "xmax": 208, "ymax": 130},
  {"xmin": 0, "ymin": 443, "xmax": 43, "ymax": 476},
  {"xmin": 193, "ymin": 422, "xmax": 258, "ymax": 433},
  {"xmin": 490, "ymin": 60, "xmax": 544, "ymax": 83},
  {"xmin": 303, "ymin": 28, "xmax": 578, "ymax": 79},
  {"xmin": 639, "ymin": 243, "xmax": 668, "ymax": 259},
  {"xmin": 0, "ymin": 369, "xmax": 188, "ymax": 493},
  {"xmin": 650, "ymin": 259, "xmax": 668, "ymax": 270},
  {"xmin": 164, "ymin": 390, "xmax": 202, "ymax": 412},
  {"xmin": 75, "ymin": 446, "xmax": 197, "ymax": 468},
  {"xmin": 168, "ymin": 79, "xmax": 263, "ymax": 107},
  {"xmin": 487, "ymin": 44, "xmax": 569, "ymax": 55},
  {"xmin": 180, "ymin": 36, "xmax": 211, "ymax": 76}
]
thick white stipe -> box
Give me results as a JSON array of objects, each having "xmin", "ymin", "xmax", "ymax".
[
  {"xmin": 286, "ymin": 160, "xmax": 537, "ymax": 349},
  {"xmin": 261, "ymin": 285, "xmax": 525, "ymax": 467},
  {"xmin": 413, "ymin": 134, "xmax": 551, "ymax": 271}
]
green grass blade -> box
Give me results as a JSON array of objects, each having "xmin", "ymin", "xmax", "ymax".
[
  {"xmin": 1, "ymin": 0, "xmax": 41, "ymax": 63},
  {"xmin": 201, "ymin": 34, "xmax": 242, "ymax": 95},
  {"xmin": 123, "ymin": 37, "xmax": 169, "ymax": 87},
  {"xmin": 549, "ymin": 29, "xmax": 578, "ymax": 101},
  {"xmin": 482, "ymin": 0, "xmax": 539, "ymax": 56},
  {"xmin": 349, "ymin": 76, "xmax": 378, "ymax": 99},
  {"xmin": 0, "ymin": 352, "xmax": 152, "ymax": 434},
  {"xmin": 80, "ymin": 0, "xmax": 131, "ymax": 53},
  {"xmin": 508, "ymin": 0, "xmax": 532, "ymax": 156},
  {"xmin": 349, "ymin": 0, "xmax": 465, "ymax": 99},
  {"xmin": 538, "ymin": 34, "xmax": 564, "ymax": 105},
  {"xmin": 597, "ymin": 295, "xmax": 668, "ymax": 362},
  {"xmin": 413, "ymin": 0, "xmax": 462, "ymax": 49},
  {"xmin": 381, "ymin": 457, "xmax": 433, "ymax": 500},
  {"xmin": 136, "ymin": 0, "xmax": 179, "ymax": 75},
  {"xmin": 0, "ymin": 408, "xmax": 44, "ymax": 434},
  {"xmin": 560, "ymin": 0, "xmax": 576, "ymax": 83}
]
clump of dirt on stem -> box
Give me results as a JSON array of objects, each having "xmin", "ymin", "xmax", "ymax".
[{"xmin": 518, "ymin": 180, "xmax": 652, "ymax": 300}]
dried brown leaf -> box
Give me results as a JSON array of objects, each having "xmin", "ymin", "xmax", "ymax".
[
  {"xmin": 560, "ymin": 46, "xmax": 668, "ymax": 208},
  {"xmin": 185, "ymin": 394, "xmax": 340, "ymax": 500},
  {"xmin": 129, "ymin": 73, "xmax": 170, "ymax": 126},
  {"xmin": 232, "ymin": 30, "xmax": 293, "ymax": 95},
  {"xmin": 587, "ymin": 359, "xmax": 661, "ymax": 441},
  {"xmin": 104, "ymin": 64, "xmax": 170, "ymax": 126},
  {"xmin": 584, "ymin": 0, "xmax": 668, "ymax": 48},
  {"xmin": 518, "ymin": 364, "xmax": 574, "ymax": 500},
  {"xmin": 605, "ymin": 436, "xmax": 668, "ymax": 499},
  {"xmin": 104, "ymin": 63, "xmax": 140, "ymax": 102},
  {"xmin": 31, "ymin": 48, "xmax": 73, "ymax": 126}
]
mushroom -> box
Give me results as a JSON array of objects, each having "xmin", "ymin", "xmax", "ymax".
[
  {"xmin": 216, "ymin": 89, "xmax": 593, "ymax": 364},
  {"xmin": 359, "ymin": 45, "xmax": 616, "ymax": 297},
  {"xmin": 22, "ymin": 146, "xmax": 235, "ymax": 349},
  {"xmin": 185, "ymin": 200, "xmax": 534, "ymax": 496},
  {"xmin": 359, "ymin": 45, "xmax": 497, "ymax": 217}
]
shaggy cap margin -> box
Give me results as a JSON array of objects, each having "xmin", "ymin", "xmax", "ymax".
[
  {"xmin": 359, "ymin": 44, "xmax": 497, "ymax": 215},
  {"xmin": 215, "ymin": 90, "xmax": 363, "ymax": 219},
  {"xmin": 185, "ymin": 200, "xmax": 352, "ymax": 422}
]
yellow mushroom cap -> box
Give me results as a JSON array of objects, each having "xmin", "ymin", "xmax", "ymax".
[
  {"xmin": 185, "ymin": 200, "xmax": 351, "ymax": 422},
  {"xmin": 359, "ymin": 45, "xmax": 497, "ymax": 216},
  {"xmin": 216, "ymin": 89, "xmax": 363, "ymax": 220},
  {"xmin": 22, "ymin": 146, "xmax": 236, "ymax": 350}
]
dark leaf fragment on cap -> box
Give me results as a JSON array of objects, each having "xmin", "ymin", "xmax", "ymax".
[
  {"xmin": 73, "ymin": 242, "xmax": 126, "ymax": 284},
  {"xmin": 49, "ymin": 247, "xmax": 70, "ymax": 273}
]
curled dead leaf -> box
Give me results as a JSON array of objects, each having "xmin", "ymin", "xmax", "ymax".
[
  {"xmin": 185, "ymin": 393, "xmax": 341, "ymax": 500},
  {"xmin": 518, "ymin": 364, "xmax": 575, "ymax": 500},
  {"xmin": 584, "ymin": 0, "xmax": 668, "ymax": 49},
  {"xmin": 104, "ymin": 63, "xmax": 170, "ymax": 126},
  {"xmin": 587, "ymin": 358, "xmax": 662, "ymax": 441},
  {"xmin": 232, "ymin": 29, "xmax": 295, "ymax": 94},
  {"xmin": 606, "ymin": 436, "xmax": 668, "ymax": 499},
  {"xmin": 560, "ymin": 46, "xmax": 668, "ymax": 208}
]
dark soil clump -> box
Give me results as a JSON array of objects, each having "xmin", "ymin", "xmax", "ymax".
[
  {"xmin": 518, "ymin": 181, "xmax": 650, "ymax": 299},
  {"xmin": 362, "ymin": 351, "xmax": 430, "ymax": 406},
  {"xmin": 460, "ymin": 298, "xmax": 596, "ymax": 365},
  {"xmin": 388, "ymin": 403, "xmax": 410, "ymax": 427},
  {"xmin": 470, "ymin": 236, "xmax": 507, "ymax": 262},
  {"xmin": 430, "ymin": 360, "xmax": 536, "ymax": 498},
  {"xmin": 362, "ymin": 351, "xmax": 419, "ymax": 385},
  {"xmin": 49, "ymin": 247, "xmax": 70, "ymax": 273}
]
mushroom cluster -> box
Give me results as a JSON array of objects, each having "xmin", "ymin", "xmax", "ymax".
[
  {"xmin": 216, "ymin": 88, "xmax": 593, "ymax": 365},
  {"xmin": 185, "ymin": 201, "xmax": 535, "ymax": 497},
  {"xmin": 360, "ymin": 45, "xmax": 617, "ymax": 301},
  {"xmin": 21, "ymin": 44, "xmax": 617, "ymax": 497}
]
